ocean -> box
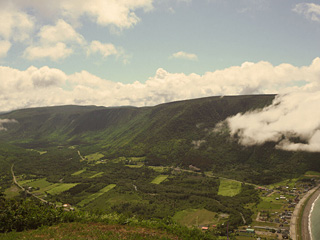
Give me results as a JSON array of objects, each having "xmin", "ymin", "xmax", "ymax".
[{"xmin": 310, "ymin": 192, "xmax": 320, "ymax": 240}]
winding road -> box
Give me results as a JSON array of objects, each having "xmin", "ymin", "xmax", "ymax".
[{"xmin": 11, "ymin": 164, "xmax": 52, "ymax": 205}]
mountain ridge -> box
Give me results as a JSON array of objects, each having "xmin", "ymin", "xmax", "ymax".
[{"xmin": 1, "ymin": 94, "xmax": 319, "ymax": 184}]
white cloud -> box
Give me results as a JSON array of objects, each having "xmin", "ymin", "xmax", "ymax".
[
  {"xmin": 38, "ymin": 19, "xmax": 85, "ymax": 45},
  {"xmin": 10, "ymin": 0, "xmax": 153, "ymax": 30},
  {"xmin": 170, "ymin": 51, "xmax": 198, "ymax": 61},
  {"xmin": 293, "ymin": 3, "xmax": 320, "ymax": 22},
  {"xmin": 0, "ymin": 58, "xmax": 320, "ymax": 113},
  {"xmin": 0, "ymin": 41, "xmax": 11, "ymax": 58},
  {"xmin": 219, "ymin": 57, "xmax": 320, "ymax": 152},
  {"xmin": 87, "ymin": 40, "xmax": 130, "ymax": 63},
  {"xmin": 23, "ymin": 42, "xmax": 73, "ymax": 61},
  {"xmin": 0, "ymin": 119, "xmax": 18, "ymax": 131},
  {"xmin": 87, "ymin": 41, "xmax": 118, "ymax": 58},
  {"xmin": 61, "ymin": 0, "xmax": 153, "ymax": 29},
  {"xmin": 0, "ymin": 66, "xmax": 67, "ymax": 95},
  {"xmin": 226, "ymin": 91, "xmax": 320, "ymax": 152},
  {"xmin": 0, "ymin": 1, "xmax": 151, "ymax": 60},
  {"xmin": 0, "ymin": 6, "xmax": 35, "ymax": 42},
  {"xmin": 23, "ymin": 20, "xmax": 84, "ymax": 61}
]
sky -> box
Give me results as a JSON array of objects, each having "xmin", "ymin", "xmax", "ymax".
[{"xmin": 1, "ymin": 0, "xmax": 320, "ymax": 151}]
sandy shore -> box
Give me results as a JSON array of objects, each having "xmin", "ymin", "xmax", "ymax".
[{"xmin": 290, "ymin": 185, "xmax": 320, "ymax": 240}]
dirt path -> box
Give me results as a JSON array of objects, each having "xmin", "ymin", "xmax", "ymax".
[
  {"xmin": 78, "ymin": 150, "xmax": 85, "ymax": 161},
  {"xmin": 290, "ymin": 185, "xmax": 320, "ymax": 240},
  {"xmin": 11, "ymin": 164, "xmax": 53, "ymax": 205},
  {"xmin": 256, "ymin": 211, "xmax": 261, "ymax": 221},
  {"xmin": 267, "ymin": 191, "xmax": 275, "ymax": 197}
]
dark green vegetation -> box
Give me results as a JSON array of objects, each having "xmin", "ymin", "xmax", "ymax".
[
  {"xmin": 1, "ymin": 95, "xmax": 320, "ymax": 238},
  {"xmin": 0, "ymin": 195, "xmax": 78, "ymax": 233},
  {"xmin": 0, "ymin": 195, "xmax": 216, "ymax": 239}
]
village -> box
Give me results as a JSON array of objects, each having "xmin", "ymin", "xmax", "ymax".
[
  {"xmin": 235, "ymin": 177, "xmax": 319, "ymax": 240},
  {"xmin": 195, "ymin": 176, "xmax": 319, "ymax": 240}
]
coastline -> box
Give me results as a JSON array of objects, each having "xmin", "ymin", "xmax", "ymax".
[
  {"xmin": 290, "ymin": 185, "xmax": 320, "ymax": 240},
  {"xmin": 309, "ymin": 193, "xmax": 320, "ymax": 240},
  {"xmin": 300, "ymin": 186, "xmax": 320, "ymax": 240}
]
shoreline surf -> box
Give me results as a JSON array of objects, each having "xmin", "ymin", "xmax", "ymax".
[
  {"xmin": 301, "ymin": 186, "xmax": 320, "ymax": 240},
  {"xmin": 309, "ymin": 192, "xmax": 320, "ymax": 240}
]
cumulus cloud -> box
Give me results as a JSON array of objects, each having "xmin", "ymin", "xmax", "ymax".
[
  {"xmin": 23, "ymin": 20, "xmax": 84, "ymax": 61},
  {"xmin": 0, "ymin": 58, "xmax": 320, "ymax": 114},
  {"xmin": 0, "ymin": 6, "xmax": 35, "ymax": 42},
  {"xmin": 10, "ymin": 0, "xmax": 153, "ymax": 29},
  {"xmin": 170, "ymin": 51, "xmax": 198, "ymax": 61},
  {"xmin": 0, "ymin": 66, "xmax": 67, "ymax": 94},
  {"xmin": 23, "ymin": 42, "xmax": 73, "ymax": 61},
  {"xmin": 0, "ymin": 4, "xmax": 34, "ymax": 58},
  {"xmin": 0, "ymin": 119, "xmax": 18, "ymax": 131},
  {"xmin": 38, "ymin": 19, "xmax": 85, "ymax": 45},
  {"xmin": 293, "ymin": 3, "xmax": 320, "ymax": 22},
  {"xmin": 87, "ymin": 41, "xmax": 130, "ymax": 63},
  {"xmin": 1, "ymin": 1, "xmax": 152, "ymax": 60}
]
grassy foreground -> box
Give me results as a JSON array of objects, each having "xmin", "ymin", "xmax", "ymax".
[{"xmin": 0, "ymin": 222, "xmax": 179, "ymax": 240}]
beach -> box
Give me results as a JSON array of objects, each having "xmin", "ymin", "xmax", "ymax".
[
  {"xmin": 290, "ymin": 185, "xmax": 320, "ymax": 240},
  {"xmin": 303, "ymin": 187, "xmax": 320, "ymax": 240}
]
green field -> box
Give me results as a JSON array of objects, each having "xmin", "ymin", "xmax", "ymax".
[
  {"xmin": 257, "ymin": 200, "xmax": 283, "ymax": 210},
  {"xmin": 72, "ymin": 169, "xmax": 87, "ymax": 176},
  {"xmin": 257, "ymin": 193, "xmax": 287, "ymax": 210},
  {"xmin": 21, "ymin": 178, "xmax": 52, "ymax": 189},
  {"xmin": 18, "ymin": 179, "xmax": 36, "ymax": 186},
  {"xmin": 86, "ymin": 192, "xmax": 145, "ymax": 211},
  {"xmin": 305, "ymin": 171, "xmax": 320, "ymax": 176},
  {"xmin": 78, "ymin": 184, "xmax": 116, "ymax": 207},
  {"xmin": 4, "ymin": 185, "xmax": 21, "ymax": 198},
  {"xmin": 125, "ymin": 164, "xmax": 144, "ymax": 168},
  {"xmin": 173, "ymin": 209, "xmax": 219, "ymax": 227},
  {"xmin": 151, "ymin": 175, "xmax": 168, "ymax": 184},
  {"xmin": 85, "ymin": 153, "xmax": 104, "ymax": 162},
  {"xmin": 47, "ymin": 183, "xmax": 78, "ymax": 195},
  {"xmin": 20, "ymin": 179, "xmax": 78, "ymax": 196},
  {"xmin": 218, "ymin": 178, "xmax": 242, "ymax": 197},
  {"xmin": 148, "ymin": 166, "xmax": 169, "ymax": 173},
  {"xmin": 89, "ymin": 172, "xmax": 104, "ymax": 178},
  {"xmin": 127, "ymin": 157, "xmax": 146, "ymax": 162},
  {"xmin": 267, "ymin": 178, "xmax": 299, "ymax": 189}
]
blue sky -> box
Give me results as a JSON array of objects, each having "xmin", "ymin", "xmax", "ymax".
[{"xmin": 0, "ymin": 0, "xmax": 320, "ymax": 111}]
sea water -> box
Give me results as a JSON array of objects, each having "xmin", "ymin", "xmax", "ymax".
[{"xmin": 310, "ymin": 192, "xmax": 320, "ymax": 240}]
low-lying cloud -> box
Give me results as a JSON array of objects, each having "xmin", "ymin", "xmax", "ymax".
[
  {"xmin": 226, "ymin": 91, "xmax": 320, "ymax": 152},
  {"xmin": 0, "ymin": 119, "xmax": 18, "ymax": 131}
]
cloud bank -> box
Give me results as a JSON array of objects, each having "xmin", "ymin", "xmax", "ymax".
[
  {"xmin": 0, "ymin": 58, "xmax": 319, "ymax": 112},
  {"xmin": 226, "ymin": 91, "xmax": 320, "ymax": 152}
]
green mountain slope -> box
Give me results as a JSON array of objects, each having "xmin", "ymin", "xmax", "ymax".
[
  {"xmin": 1, "ymin": 94, "xmax": 319, "ymax": 184},
  {"xmin": 0, "ymin": 95, "xmax": 273, "ymax": 145}
]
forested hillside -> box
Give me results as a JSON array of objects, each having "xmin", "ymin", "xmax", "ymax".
[{"xmin": 1, "ymin": 94, "xmax": 319, "ymax": 184}]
